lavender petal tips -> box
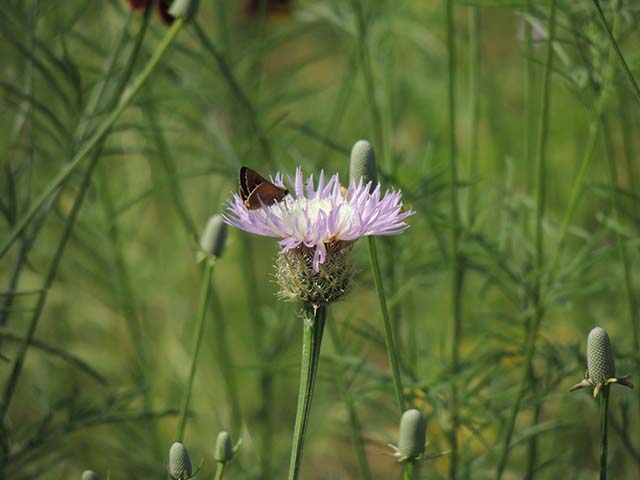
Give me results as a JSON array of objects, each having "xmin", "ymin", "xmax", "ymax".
[{"xmin": 223, "ymin": 167, "xmax": 414, "ymax": 272}]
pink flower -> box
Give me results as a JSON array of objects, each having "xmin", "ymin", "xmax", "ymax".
[{"xmin": 223, "ymin": 167, "xmax": 414, "ymax": 271}]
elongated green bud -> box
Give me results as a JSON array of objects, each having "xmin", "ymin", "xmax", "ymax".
[
  {"xmin": 81, "ymin": 471, "xmax": 100, "ymax": 480},
  {"xmin": 349, "ymin": 139, "xmax": 377, "ymax": 185},
  {"xmin": 215, "ymin": 431, "xmax": 234, "ymax": 463},
  {"xmin": 168, "ymin": 0, "xmax": 199, "ymax": 20},
  {"xmin": 200, "ymin": 214, "xmax": 227, "ymax": 258},
  {"xmin": 169, "ymin": 442, "xmax": 192, "ymax": 480},
  {"xmin": 398, "ymin": 409, "xmax": 426, "ymax": 460},
  {"xmin": 587, "ymin": 326, "xmax": 616, "ymax": 385}
]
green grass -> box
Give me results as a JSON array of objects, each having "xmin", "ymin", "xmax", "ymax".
[{"xmin": 1, "ymin": 0, "xmax": 640, "ymax": 478}]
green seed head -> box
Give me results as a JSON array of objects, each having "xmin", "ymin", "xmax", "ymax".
[
  {"xmin": 169, "ymin": 442, "xmax": 192, "ymax": 480},
  {"xmin": 81, "ymin": 471, "xmax": 100, "ymax": 480},
  {"xmin": 398, "ymin": 409, "xmax": 426, "ymax": 460},
  {"xmin": 215, "ymin": 431, "xmax": 234, "ymax": 463},
  {"xmin": 275, "ymin": 242, "xmax": 354, "ymax": 304},
  {"xmin": 168, "ymin": 0, "xmax": 199, "ymax": 20},
  {"xmin": 349, "ymin": 139, "xmax": 377, "ymax": 186},
  {"xmin": 200, "ymin": 214, "xmax": 227, "ymax": 258},
  {"xmin": 587, "ymin": 326, "xmax": 616, "ymax": 385}
]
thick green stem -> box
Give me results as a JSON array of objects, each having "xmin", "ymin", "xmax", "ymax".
[
  {"xmin": 176, "ymin": 261, "xmax": 215, "ymax": 441},
  {"xmin": 600, "ymin": 386, "xmax": 610, "ymax": 480},
  {"xmin": 327, "ymin": 320, "xmax": 372, "ymax": 480},
  {"xmin": 404, "ymin": 461, "xmax": 416, "ymax": 480},
  {"xmin": 367, "ymin": 237, "xmax": 405, "ymax": 412},
  {"xmin": 288, "ymin": 304, "xmax": 327, "ymax": 480},
  {"xmin": 214, "ymin": 461, "xmax": 226, "ymax": 480},
  {"xmin": 0, "ymin": 18, "xmax": 184, "ymax": 260},
  {"xmin": 495, "ymin": 2, "xmax": 556, "ymax": 479}
]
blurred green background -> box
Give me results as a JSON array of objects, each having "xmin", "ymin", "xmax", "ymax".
[{"xmin": 1, "ymin": 0, "xmax": 640, "ymax": 478}]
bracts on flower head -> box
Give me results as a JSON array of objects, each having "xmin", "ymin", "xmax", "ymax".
[{"xmin": 570, "ymin": 326, "xmax": 633, "ymax": 398}]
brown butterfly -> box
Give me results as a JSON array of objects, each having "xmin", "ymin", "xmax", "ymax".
[{"xmin": 239, "ymin": 166, "xmax": 289, "ymax": 210}]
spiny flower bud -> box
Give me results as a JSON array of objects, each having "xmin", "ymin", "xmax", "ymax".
[
  {"xmin": 398, "ymin": 409, "xmax": 426, "ymax": 461},
  {"xmin": 215, "ymin": 431, "xmax": 234, "ymax": 463},
  {"xmin": 349, "ymin": 139, "xmax": 377, "ymax": 185},
  {"xmin": 275, "ymin": 242, "xmax": 354, "ymax": 305},
  {"xmin": 587, "ymin": 326, "xmax": 615, "ymax": 385},
  {"xmin": 169, "ymin": 442, "xmax": 192, "ymax": 480},
  {"xmin": 571, "ymin": 326, "xmax": 633, "ymax": 398},
  {"xmin": 168, "ymin": 0, "xmax": 199, "ymax": 21},
  {"xmin": 200, "ymin": 214, "xmax": 227, "ymax": 258},
  {"xmin": 81, "ymin": 471, "xmax": 100, "ymax": 480}
]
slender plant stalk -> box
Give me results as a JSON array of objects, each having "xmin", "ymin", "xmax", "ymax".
[
  {"xmin": 214, "ymin": 462, "xmax": 226, "ymax": 480},
  {"xmin": 144, "ymin": 103, "xmax": 198, "ymax": 241},
  {"xmin": 600, "ymin": 385, "xmax": 610, "ymax": 480},
  {"xmin": 404, "ymin": 461, "xmax": 416, "ymax": 480},
  {"xmin": 192, "ymin": 22, "xmax": 275, "ymax": 470},
  {"xmin": 0, "ymin": 151, "xmax": 101, "ymax": 420},
  {"xmin": 0, "ymin": 17, "xmax": 185, "ymax": 260},
  {"xmin": 443, "ymin": 1, "xmax": 464, "ymax": 477},
  {"xmin": 0, "ymin": 8, "xmax": 155, "ymax": 421},
  {"xmin": 549, "ymin": 0, "xmax": 618, "ymax": 276},
  {"xmin": 288, "ymin": 304, "xmax": 327, "ymax": 480},
  {"xmin": 210, "ymin": 289, "xmax": 243, "ymax": 435},
  {"xmin": 495, "ymin": 2, "xmax": 556, "ymax": 478},
  {"xmin": 191, "ymin": 21, "xmax": 271, "ymax": 165},
  {"xmin": 327, "ymin": 319, "xmax": 372, "ymax": 480},
  {"xmin": 522, "ymin": 3, "xmax": 539, "ymax": 477},
  {"xmin": 98, "ymin": 173, "xmax": 146, "ymax": 375},
  {"xmin": 601, "ymin": 118, "xmax": 640, "ymax": 409},
  {"xmin": 350, "ymin": 0, "xmax": 385, "ymax": 163},
  {"xmin": 591, "ymin": 0, "xmax": 640, "ymax": 104},
  {"xmin": 237, "ymin": 235, "xmax": 272, "ymax": 478},
  {"xmin": 467, "ymin": 5, "xmax": 480, "ymax": 227},
  {"xmin": 176, "ymin": 261, "xmax": 215, "ymax": 441},
  {"xmin": 367, "ymin": 237, "xmax": 405, "ymax": 412},
  {"xmin": 617, "ymin": 97, "xmax": 640, "ymax": 356}
]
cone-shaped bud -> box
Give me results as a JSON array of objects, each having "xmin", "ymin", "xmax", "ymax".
[
  {"xmin": 215, "ymin": 431, "xmax": 234, "ymax": 463},
  {"xmin": 587, "ymin": 326, "xmax": 616, "ymax": 385},
  {"xmin": 168, "ymin": 0, "xmax": 199, "ymax": 20},
  {"xmin": 200, "ymin": 214, "xmax": 227, "ymax": 258},
  {"xmin": 398, "ymin": 409, "xmax": 426, "ymax": 460},
  {"xmin": 81, "ymin": 471, "xmax": 100, "ymax": 480},
  {"xmin": 349, "ymin": 140, "xmax": 377, "ymax": 185},
  {"xmin": 169, "ymin": 442, "xmax": 192, "ymax": 480}
]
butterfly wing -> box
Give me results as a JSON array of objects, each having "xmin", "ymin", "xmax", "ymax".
[
  {"xmin": 240, "ymin": 166, "xmax": 270, "ymax": 201},
  {"xmin": 239, "ymin": 166, "xmax": 289, "ymax": 209},
  {"xmin": 245, "ymin": 182, "xmax": 289, "ymax": 209}
]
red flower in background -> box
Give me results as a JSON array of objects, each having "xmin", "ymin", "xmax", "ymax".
[
  {"xmin": 155, "ymin": 0, "xmax": 175, "ymax": 26},
  {"xmin": 127, "ymin": 0, "xmax": 151, "ymax": 10},
  {"xmin": 126, "ymin": 0, "xmax": 176, "ymax": 26}
]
